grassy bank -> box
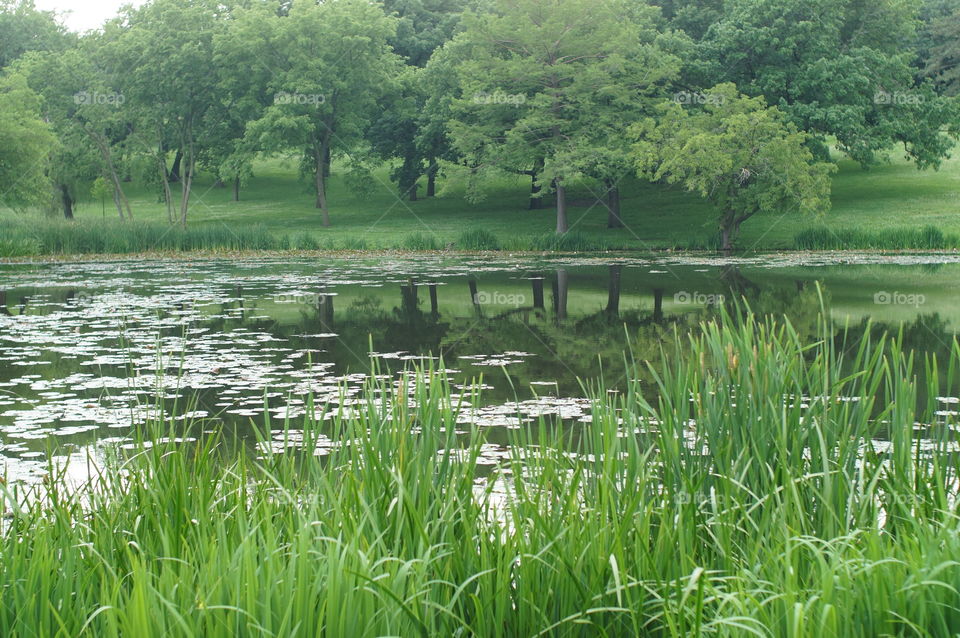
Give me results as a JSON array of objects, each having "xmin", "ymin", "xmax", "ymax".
[
  {"xmin": 1, "ymin": 150, "xmax": 958, "ymax": 256},
  {"xmin": 3, "ymin": 312, "xmax": 960, "ymax": 636}
]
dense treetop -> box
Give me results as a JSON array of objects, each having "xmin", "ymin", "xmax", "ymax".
[{"xmin": 0, "ymin": 0, "xmax": 956, "ymax": 248}]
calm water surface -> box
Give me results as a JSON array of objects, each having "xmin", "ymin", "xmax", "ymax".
[{"xmin": 2, "ymin": 253, "xmax": 960, "ymax": 484}]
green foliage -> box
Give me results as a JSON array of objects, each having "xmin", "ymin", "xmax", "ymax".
[
  {"xmin": 795, "ymin": 224, "xmax": 959, "ymax": 249},
  {"xmin": 447, "ymin": 0, "xmax": 682, "ymax": 232},
  {"xmin": 692, "ymin": 0, "xmax": 958, "ymax": 168},
  {"xmin": 0, "ymin": 236, "xmax": 40, "ymax": 257},
  {"xmin": 0, "ymin": 218, "xmax": 281, "ymax": 254},
  {"xmin": 0, "ymin": 0, "xmax": 70, "ymax": 69},
  {"xmin": 632, "ymin": 84, "xmax": 835, "ymax": 250},
  {"xmin": 502, "ymin": 231, "xmax": 611, "ymax": 252},
  {"xmin": 401, "ymin": 231, "xmax": 441, "ymax": 250},
  {"xmin": 0, "ymin": 72, "xmax": 58, "ymax": 210},
  {"xmin": 924, "ymin": 6, "xmax": 960, "ymax": 96},
  {"xmin": 232, "ymin": 0, "xmax": 402, "ymax": 224},
  {"xmin": 456, "ymin": 227, "xmax": 500, "ymax": 250},
  {"xmin": 5, "ymin": 314, "xmax": 960, "ymax": 634}
]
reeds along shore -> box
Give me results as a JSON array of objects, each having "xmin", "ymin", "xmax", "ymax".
[{"xmin": 2, "ymin": 311, "xmax": 960, "ymax": 637}]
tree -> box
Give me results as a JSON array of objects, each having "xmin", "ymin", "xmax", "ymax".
[
  {"xmin": 382, "ymin": 0, "xmax": 476, "ymax": 67},
  {"xmin": 924, "ymin": 7, "xmax": 960, "ymax": 96},
  {"xmin": 0, "ymin": 73, "xmax": 58, "ymax": 210},
  {"xmin": 0, "ymin": 0, "xmax": 70, "ymax": 70},
  {"xmin": 652, "ymin": 0, "xmax": 723, "ymax": 40},
  {"xmin": 107, "ymin": 0, "xmax": 223, "ymax": 226},
  {"xmin": 447, "ymin": 0, "xmax": 681, "ymax": 234},
  {"xmin": 691, "ymin": 0, "xmax": 956, "ymax": 169},
  {"xmin": 14, "ymin": 47, "xmax": 131, "ymax": 219},
  {"xmin": 369, "ymin": 0, "xmax": 476, "ymax": 201},
  {"xmin": 368, "ymin": 68, "xmax": 427, "ymax": 201},
  {"xmin": 235, "ymin": 0, "xmax": 401, "ymax": 226},
  {"xmin": 632, "ymin": 84, "xmax": 834, "ymax": 251}
]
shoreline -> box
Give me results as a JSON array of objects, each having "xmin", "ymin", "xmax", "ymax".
[{"xmin": 2, "ymin": 246, "xmax": 960, "ymax": 266}]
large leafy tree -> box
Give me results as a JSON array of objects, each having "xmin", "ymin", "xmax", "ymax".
[
  {"xmin": 924, "ymin": 6, "xmax": 960, "ymax": 96},
  {"xmin": 447, "ymin": 0, "xmax": 681, "ymax": 234},
  {"xmin": 369, "ymin": 0, "xmax": 477, "ymax": 201},
  {"xmin": 14, "ymin": 47, "xmax": 133, "ymax": 219},
  {"xmin": 691, "ymin": 0, "xmax": 956, "ymax": 169},
  {"xmin": 234, "ymin": 0, "xmax": 401, "ymax": 226},
  {"xmin": 0, "ymin": 0, "xmax": 70, "ymax": 70},
  {"xmin": 0, "ymin": 73, "xmax": 58, "ymax": 210},
  {"xmin": 651, "ymin": 0, "xmax": 723, "ymax": 40},
  {"xmin": 632, "ymin": 84, "xmax": 834, "ymax": 251},
  {"xmin": 106, "ymin": 0, "xmax": 223, "ymax": 226},
  {"xmin": 382, "ymin": 0, "xmax": 476, "ymax": 67}
]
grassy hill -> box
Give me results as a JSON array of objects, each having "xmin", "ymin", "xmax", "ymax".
[{"xmin": 2, "ymin": 150, "xmax": 959, "ymax": 256}]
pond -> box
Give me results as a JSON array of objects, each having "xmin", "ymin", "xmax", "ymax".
[{"xmin": 2, "ymin": 252, "xmax": 960, "ymax": 484}]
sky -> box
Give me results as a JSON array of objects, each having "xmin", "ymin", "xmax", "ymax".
[{"xmin": 33, "ymin": 0, "xmax": 145, "ymax": 32}]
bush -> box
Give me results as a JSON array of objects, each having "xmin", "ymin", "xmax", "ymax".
[
  {"xmin": 0, "ymin": 237, "xmax": 40, "ymax": 257},
  {"xmin": 400, "ymin": 232, "xmax": 441, "ymax": 251},
  {"xmin": 503, "ymin": 231, "xmax": 610, "ymax": 252},
  {"xmin": 456, "ymin": 228, "xmax": 501, "ymax": 251},
  {"xmin": 795, "ymin": 225, "xmax": 958, "ymax": 250}
]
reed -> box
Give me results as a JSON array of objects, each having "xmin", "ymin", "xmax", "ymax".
[
  {"xmin": 794, "ymin": 225, "xmax": 958, "ymax": 250},
  {"xmin": 2, "ymin": 312, "xmax": 960, "ymax": 636}
]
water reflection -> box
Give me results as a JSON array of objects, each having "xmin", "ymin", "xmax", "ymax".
[{"xmin": 2, "ymin": 255, "xmax": 960, "ymax": 483}]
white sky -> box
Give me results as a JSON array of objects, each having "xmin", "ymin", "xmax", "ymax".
[{"xmin": 34, "ymin": 0, "xmax": 146, "ymax": 33}]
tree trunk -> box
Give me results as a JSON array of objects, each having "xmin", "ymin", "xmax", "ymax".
[
  {"xmin": 319, "ymin": 288, "xmax": 334, "ymax": 329},
  {"xmin": 157, "ymin": 139, "xmax": 174, "ymax": 223},
  {"xmin": 60, "ymin": 185, "xmax": 74, "ymax": 220},
  {"xmin": 555, "ymin": 180, "xmax": 569, "ymax": 234},
  {"xmin": 528, "ymin": 158, "xmax": 544, "ymax": 210},
  {"xmin": 720, "ymin": 210, "xmax": 745, "ymax": 252},
  {"xmin": 426, "ymin": 162, "xmax": 438, "ymax": 197},
  {"xmin": 468, "ymin": 279, "xmax": 482, "ymax": 316},
  {"xmin": 552, "ymin": 269, "xmax": 568, "ymax": 321},
  {"xmin": 233, "ymin": 175, "xmax": 240, "ymax": 202},
  {"xmin": 605, "ymin": 180, "xmax": 623, "ymax": 228},
  {"xmin": 86, "ymin": 128, "xmax": 131, "ymax": 219},
  {"xmin": 0, "ymin": 290, "xmax": 9, "ymax": 316},
  {"xmin": 531, "ymin": 277, "xmax": 545, "ymax": 310},
  {"xmin": 720, "ymin": 226, "xmax": 733, "ymax": 252},
  {"xmin": 316, "ymin": 139, "xmax": 331, "ymax": 227},
  {"xmin": 323, "ymin": 144, "xmax": 331, "ymax": 178},
  {"xmin": 653, "ymin": 288, "xmax": 664, "ymax": 323},
  {"xmin": 605, "ymin": 265, "xmax": 622, "ymax": 316},
  {"xmin": 179, "ymin": 142, "xmax": 195, "ymax": 228},
  {"xmin": 429, "ymin": 284, "xmax": 439, "ymax": 316},
  {"xmin": 169, "ymin": 148, "xmax": 183, "ymax": 183},
  {"xmin": 409, "ymin": 183, "xmax": 418, "ymax": 202}
]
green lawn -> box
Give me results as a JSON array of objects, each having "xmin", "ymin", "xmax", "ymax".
[{"xmin": 2, "ymin": 149, "xmax": 959, "ymax": 253}]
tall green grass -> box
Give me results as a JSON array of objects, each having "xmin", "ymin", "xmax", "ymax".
[
  {"xmin": 0, "ymin": 218, "xmax": 284, "ymax": 254},
  {"xmin": 456, "ymin": 228, "xmax": 501, "ymax": 251},
  {"xmin": 2, "ymin": 313, "xmax": 960, "ymax": 636},
  {"xmin": 795, "ymin": 225, "xmax": 959, "ymax": 250}
]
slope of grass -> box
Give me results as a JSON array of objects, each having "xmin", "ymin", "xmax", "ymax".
[
  {"xmin": 1, "ymin": 149, "xmax": 958, "ymax": 255},
  {"xmin": 3, "ymin": 312, "xmax": 960, "ymax": 636}
]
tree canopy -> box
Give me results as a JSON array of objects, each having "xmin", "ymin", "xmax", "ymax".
[{"xmin": 0, "ymin": 0, "xmax": 957, "ymax": 249}]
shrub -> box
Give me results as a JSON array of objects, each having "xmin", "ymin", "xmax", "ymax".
[
  {"xmin": 400, "ymin": 232, "xmax": 441, "ymax": 251},
  {"xmin": 456, "ymin": 228, "xmax": 501, "ymax": 251}
]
